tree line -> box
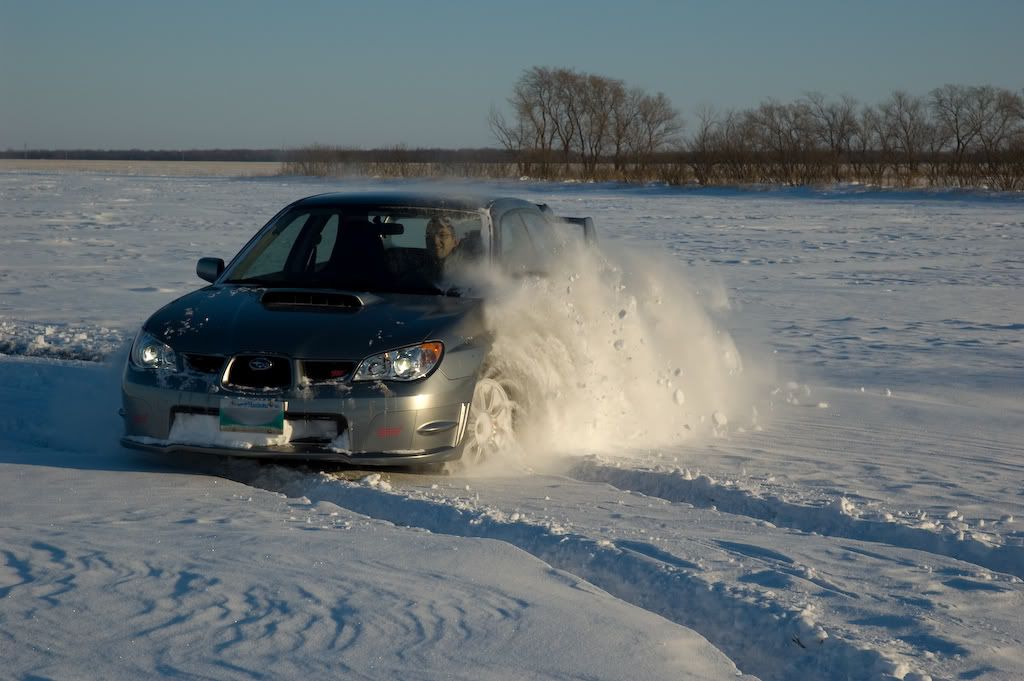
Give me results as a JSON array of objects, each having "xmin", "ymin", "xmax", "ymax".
[
  {"xmin": 8, "ymin": 69, "xmax": 1022, "ymax": 190},
  {"xmin": 490, "ymin": 69, "xmax": 1024, "ymax": 190},
  {"xmin": 682, "ymin": 85, "xmax": 1024, "ymax": 190}
]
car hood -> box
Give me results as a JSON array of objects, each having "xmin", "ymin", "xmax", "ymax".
[{"xmin": 145, "ymin": 286, "xmax": 484, "ymax": 359}]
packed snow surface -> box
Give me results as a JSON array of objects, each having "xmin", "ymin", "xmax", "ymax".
[{"xmin": 1, "ymin": 171, "xmax": 1022, "ymax": 680}]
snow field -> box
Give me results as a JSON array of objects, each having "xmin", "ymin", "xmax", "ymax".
[
  {"xmin": 229, "ymin": 462, "xmax": 956, "ymax": 681},
  {"xmin": 2, "ymin": 171, "xmax": 1023, "ymax": 680},
  {"xmin": 570, "ymin": 456, "xmax": 1024, "ymax": 580}
]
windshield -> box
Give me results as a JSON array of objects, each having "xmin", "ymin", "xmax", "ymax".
[{"xmin": 224, "ymin": 206, "xmax": 487, "ymax": 294}]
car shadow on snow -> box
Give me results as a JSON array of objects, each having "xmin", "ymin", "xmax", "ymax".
[{"xmin": 0, "ymin": 352, "xmax": 442, "ymax": 479}]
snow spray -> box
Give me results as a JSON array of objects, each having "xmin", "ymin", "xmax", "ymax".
[{"xmin": 469, "ymin": 240, "xmax": 758, "ymax": 468}]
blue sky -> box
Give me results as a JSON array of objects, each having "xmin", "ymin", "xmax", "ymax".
[{"xmin": 2, "ymin": 0, "xmax": 1022, "ymax": 150}]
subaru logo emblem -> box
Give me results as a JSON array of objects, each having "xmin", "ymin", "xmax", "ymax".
[{"xmin": 249, "ymin": 357, "xmax": 273, "ymax": 371}]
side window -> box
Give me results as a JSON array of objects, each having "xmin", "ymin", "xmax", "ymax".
[
  {"xmin": 239, "ymin": 212, "xmax": 311, "ymax": 278},
  {"xmin": 518, "ymin": 211, "xmax": 567, "ymax": 260},
  {"xmin": 499, "ymin": 212, "xmax": 538, "ymax": 273},
  {"xmin": 314, "ymin": 215, "xmax": 339, "ymax": 267},
  {"xmin": 552, "ymin": 221, "xmax": 588, "ymax": 246}
]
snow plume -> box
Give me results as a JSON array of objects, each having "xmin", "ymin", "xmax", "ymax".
[{"xmin": 472, "ymin": 241, "xmax": 758, "ymax": 467}]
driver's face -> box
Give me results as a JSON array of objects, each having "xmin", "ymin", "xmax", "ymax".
[{"xmin": 426, "ymin": 224, "xmax": 456, "ymax": 260}]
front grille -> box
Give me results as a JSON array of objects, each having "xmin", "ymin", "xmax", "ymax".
[
  {"xmin": 302, "ymin": 360, "xmax": 355, "ymax": 383},
  {"xmin": 224, "ymin": 355, "xmax": 292, "ymax": 390},
  {"xmin": 184, "ymin": 354, "xmax": 225, "ymax": 374}
]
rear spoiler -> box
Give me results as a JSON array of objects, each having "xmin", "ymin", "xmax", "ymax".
[{"xmin": 560, "ymin": 216, "xmax": 597, "ymax": 244}]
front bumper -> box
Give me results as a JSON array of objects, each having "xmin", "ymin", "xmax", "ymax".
[
  {"xmin": 121, "ymin": 364, "xmax": 475, "ymax": 466},
  {"xmin": 119, "ymin": 436, "xmax": 462, "ymax": 466}
]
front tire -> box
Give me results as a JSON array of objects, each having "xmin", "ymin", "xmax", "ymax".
[{"xmin": 461, "ymin": 377, "xmax": 516, "ymax": 464}]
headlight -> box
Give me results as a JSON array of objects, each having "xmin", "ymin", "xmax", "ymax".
[
  {"xmin": 353, "ymin": 341, "xmax": 443, "ymax": 382},
  {"xmin": 130, "ymin": 330, "xmax": 177, "ymax": 370}
]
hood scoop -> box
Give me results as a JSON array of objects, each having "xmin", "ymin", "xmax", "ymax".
[{"xmin": 260, "ymin": 289, "xmax": 364, "ymax": 310}]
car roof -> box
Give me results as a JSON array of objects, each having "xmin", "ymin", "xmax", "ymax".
[{"xmin": 291, "ymin": 191, "xmax": 538, "ymax": 213}]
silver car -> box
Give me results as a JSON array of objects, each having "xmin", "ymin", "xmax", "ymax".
[{"xmin": 120, "ymin": 192, "xmax": 594, "ymax": 467}]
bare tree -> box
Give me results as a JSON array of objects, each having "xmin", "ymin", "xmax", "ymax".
[
  {"xmin": 546, "ymin": 68, "xmax": 581, "ymax": 175},
  {"xmin": 969, "ymin": 86, "xmax": 1024, "ymax": 189},
  {"xmin": 489, "ymin": 106, "xmax": 531, "ymax": 176},
  {"xmin": 572, "ymin": 73, "xmax": 624, "ymax": 178},
  {"xmin": 718, "ymin": 109, "xmax": 757, "ymax": 183},
  {"xmin": 880, "ymin": 90, "xmax": 933, "ymax": 185},
  {"xmin": 853, "ymin": 105, "xmax": 892, "ymax": 184},
  {"xmin": 746, "ymin": 99, "xmax": 817, "ymax": 184},
  {"xmin": 628, "ymin": 92, "xmax": 683, "ymax": 177},
  {"xmin": 1008, "ymin": 117, "xmax": 1024, "ymax": 190},
  {"xmin": 930, "ymin": 84, "xmax": 981, "ymax": 185},
  {"xmin": 686, "ymin": 105, "xmax": 721, "ymax": 185},
  {"xmin": 611, "ymin": 88, "xmax": 643, "ymax": 176},
  {"xmin": 508, "ymin": 66, "xmax": 562, "ymax": 177},
  {"xmin": 804, "ymin": 92, "xmax": 859, "ymax": 182}
]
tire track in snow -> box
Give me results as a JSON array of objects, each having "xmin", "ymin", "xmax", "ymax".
[
  {"xmin": 569, "ymin": 458, "xmax": 1024, "ymax": 580},
  {"xmin": 237, "ymin": 465, "xmax": 924, "ymax": 681}
]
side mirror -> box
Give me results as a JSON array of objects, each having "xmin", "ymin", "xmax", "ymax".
[{"xmin": 196, "ymin": 257, "xmax": 225, "ymax": 283}]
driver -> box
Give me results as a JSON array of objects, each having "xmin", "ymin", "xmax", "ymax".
[{"xmin": 424, "ymin": 216, "xmax": 460, "ymax": 279}]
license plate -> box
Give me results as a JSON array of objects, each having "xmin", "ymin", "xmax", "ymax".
[{"xmin": 219, "ymin": 397, "xmax": 286, "ymax": 434}]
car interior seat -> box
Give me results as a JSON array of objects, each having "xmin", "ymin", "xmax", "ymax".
[
  {"xmin": 328, "ymin": 220, "xmax": 387, "ymax": 288},
  {"xmin": 455, "ymin": 230, "xmax": 484, "ymax": 259}
]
